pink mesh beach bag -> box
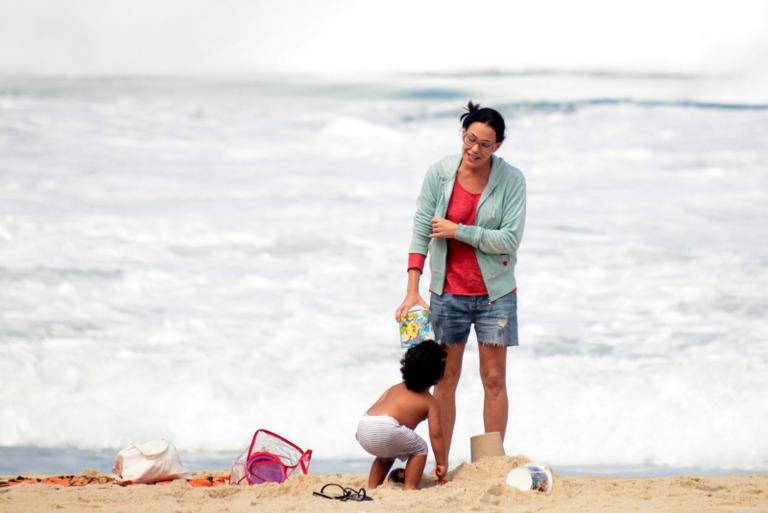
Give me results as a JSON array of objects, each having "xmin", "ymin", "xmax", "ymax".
[{"xmin": 230, "ymin": 429, "xmax": 312, "ymax": 485}]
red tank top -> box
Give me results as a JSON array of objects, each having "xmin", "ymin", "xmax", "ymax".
[{"xmin": 442, "ymin": 179, "xmax": 487, "ymax": 295}]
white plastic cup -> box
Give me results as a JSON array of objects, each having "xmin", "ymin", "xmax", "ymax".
[{"xmin": 505, "ymin": 464, "xmax": 554, "ymax": 494}]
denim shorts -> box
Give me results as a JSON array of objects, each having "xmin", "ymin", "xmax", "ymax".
[{"xmin": 430, "ymin": 291, "xmax": 518, "ymax": 347}]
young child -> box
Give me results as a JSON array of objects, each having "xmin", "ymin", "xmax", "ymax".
[{"xmin": 356, "ymin": 340, "xmax": 448, "ymax": 490}]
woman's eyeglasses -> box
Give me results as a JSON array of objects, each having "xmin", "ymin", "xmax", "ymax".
[{"xmin": 463, "ymin": 132, "xmax": 496, "ymax": 152}]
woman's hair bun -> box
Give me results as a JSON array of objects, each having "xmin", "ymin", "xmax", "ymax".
[{"xmin": 460, "ymin": 101, "xmax": 480, "ymax": 123}]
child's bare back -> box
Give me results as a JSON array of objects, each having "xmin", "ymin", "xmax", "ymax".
[{"xmin": 367, "ymin": 382, "xmax": 435, "ymax": 429}]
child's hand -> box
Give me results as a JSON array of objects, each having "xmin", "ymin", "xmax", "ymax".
[{"xmin": 435, "ymin": 464, "xmax": 447, "ymax": 483}]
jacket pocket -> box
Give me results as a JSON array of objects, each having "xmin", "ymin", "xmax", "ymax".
[{"xmin": 485, "ymin": 253, "xmax": 511, "ymax": 280}]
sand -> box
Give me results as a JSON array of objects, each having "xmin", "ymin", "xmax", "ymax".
[{"xmin": 2, "ymin": 456, "xmax": 766, "ymax": 513}]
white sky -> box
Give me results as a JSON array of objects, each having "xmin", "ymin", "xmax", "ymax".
[{"xmin": 0, "ymin": 0, "xmax": 766, "ymax": 75}]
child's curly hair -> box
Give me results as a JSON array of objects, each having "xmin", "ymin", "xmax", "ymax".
[{"xmin": 400, "ymin": 340, "xmax": 447, "ymax": 392}]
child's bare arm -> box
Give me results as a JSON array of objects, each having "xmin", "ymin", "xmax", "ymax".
[{"xmin": 427, "ymin": 396, "xmax": 447, "ymax": 478}]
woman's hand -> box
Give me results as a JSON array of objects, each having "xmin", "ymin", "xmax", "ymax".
[
  {"xmin": 431, "ymin": 217, "xmax": 458, "ymax": 239},
  {"xmin": 395, "ymin": 292, "xmax": 429, "ymax": 322}
]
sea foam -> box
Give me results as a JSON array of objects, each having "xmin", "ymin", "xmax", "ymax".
[{"xmin": 1, "ymin": 73, "xmax": 766, "ymax": 471}]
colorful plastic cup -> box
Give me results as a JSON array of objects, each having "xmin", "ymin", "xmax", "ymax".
[{"xmin": 399, "ymin": 306, "xmax": 434, "ymax": 350}]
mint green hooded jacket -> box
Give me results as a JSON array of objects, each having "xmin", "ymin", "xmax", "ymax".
[{"xmin": 408, "ymin": 154, "xmax": 526, "ymax": 302}]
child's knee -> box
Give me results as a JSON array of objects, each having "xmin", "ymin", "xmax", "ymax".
[{"xmin": 405, "ymin": 453, "xmax": 427, "ymax": 468}]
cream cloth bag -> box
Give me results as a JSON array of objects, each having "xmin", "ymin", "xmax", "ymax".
[{"xmin": 112, "ymin": 439, "xmax": 191, "ymax": 483}]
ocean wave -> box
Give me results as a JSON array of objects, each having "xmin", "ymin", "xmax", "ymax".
[
  {"xmin": 3, "ymin": 75, "xmax": 767, "ymax": 117},
  {"xmin": 0, "ymin": 267, "xmax": 124, "ymax": 285},
  {"xmin": 405, "ymin": 68, "xmax": 706, "ymax": 81},
  {"xmin": 413, "ymin": 98, "xmax": 768, "ymax": 122}
]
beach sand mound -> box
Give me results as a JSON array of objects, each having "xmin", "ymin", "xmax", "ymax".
[{"xmin": 2, "ymin": 456, "xmax": 767, "ymax": 513}]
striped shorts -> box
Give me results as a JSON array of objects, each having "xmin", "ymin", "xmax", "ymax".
[{"xmin": 355, "ymin": 415, "xmax": 428, "ymax": 462}]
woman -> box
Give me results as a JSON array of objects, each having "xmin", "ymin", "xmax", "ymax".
[{"xmin": 395, "ymin": 101, "xmax": 526, "ymax": 461}]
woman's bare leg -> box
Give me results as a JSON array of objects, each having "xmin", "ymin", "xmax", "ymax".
[
  {"xmin": 432, "ymin": 343, "xmax": 466, "ymax": 458},
  {"xmin": 478, "ymin": 343, "xmax": 508, "ymax": 438}
]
